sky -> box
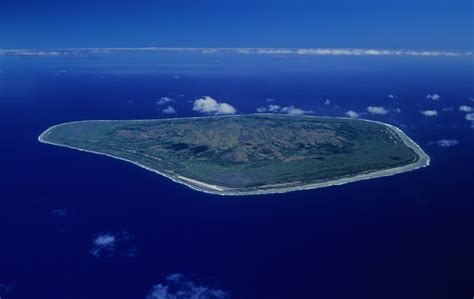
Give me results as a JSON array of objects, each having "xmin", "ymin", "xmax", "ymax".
[{"xmin": 0, "ymin": 0, "xmax": 472, "ymax": 50}]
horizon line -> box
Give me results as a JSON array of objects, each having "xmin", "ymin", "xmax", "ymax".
[{"xmin": 0, "ymin": 47, "xmax": 471, "ymax": 57}]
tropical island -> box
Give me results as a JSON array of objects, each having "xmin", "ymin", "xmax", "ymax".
[{"xmin": 38, "ymin": 114, "xmax": 429, "ymax": 195}]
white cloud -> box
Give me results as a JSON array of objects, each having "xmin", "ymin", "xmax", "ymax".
[
  {"xmin": 367, "ymin": 106, "xmax": 389, "ymax": 115},
  {"xmin": 442, "ymin": 107, "xmax": 454, "ymax": 112},
  {"xmin": 146, "ymin": 273, "xmax": 229, "ymax": 299},
  {"xmin": 162, "ymin": 106, "xmax": 176, "ymax": 114},
  {"xmin": 429, "ymin": 139, "xmax": 459, "ymax": 147},
  {"xmin": 459, "ymin": 105, "xmax": 472, "ymax": 112},
  {"xmin": 420, "ymin": 110, "xmax": 438, "ymax": 117},
  {"xmin": 426, "ymin": 94, "xmax": 441, "ymax": 101},
  {"xmin": 268, "ymin": 104, "xmax": 281, "ymax": 112},
  {"xmin": 466, "ymin": 113, "xmax": 474, "ymax": 121},
  {"xmin": 90, "ymin": 232, "xmax": 136, "ymax": 258},
  {"xmin": 324, "ymin": 99, "xmax": 331, "ymax": 105},
  {"xmin": 388, "ymin": 94, "xmax": 398, "ymax": 99},
  {"xmin": 256, "ymin": 104, "xmax": 281, "ymax": 113},
  {"xmin": 193, "ymin": 96, "xmax": 236, "ymax": 115},
  {"xmin": 156, "ymin": 97, "xmax": 174, "ymax": 105},
  {"xmin": 345, "ymin": 110, "xmax": 360, "ymax": 118},
  {"xmin": 256, "ymin": 104, "xmax": 312, "ymax": 115},
  {"xmin": 281, "ymin": 105, "xmax": 313, "ymax": 115},
  {"xmin": 266, "ymin": 98, "xmax": 275, "ymax": 102},
  {"xmin": 393, "ymin": 108, "xmax": 401, "ymax": 113}
]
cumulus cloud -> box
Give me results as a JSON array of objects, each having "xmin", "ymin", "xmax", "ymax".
[
  {"xmin": 90, "ymin": 232, "xmax": 136, "ymax": 258},
  {"xmin": 420, "ymin": 110, "xmax": 438, "ymax": 117},
  {"xmin": 442, "ymin": 107, "xmax": 454, "ymax": 112},
  {"xmin": 345, "ymin": 110, "xmax": 360, "ymax": 118},
  {"xmin": 256, "ymin": 104, "xmax": 281, "ymax": 113},
  {"xmin": 266, "ymin": 98, "xmax": 275, "ymax": 102},
  {"xmin": 268, "ymin": 104, "xmax": 281, "ymax": 112},
  {"xmin": 459, "ymin": 105, "xmax": 472, "ymax": 112},
  {"xmin": 426, "ymin": 94, "xmax": 441, "ymax": 101},
  {"xmin": 393, "ymin": 108, "xmax": 401, "ymax": 113},
  {"xmin": 466, "ymin": 113, "xmax": 474, "ymax": 121},
  {"xmin": 367, "ymin": 106, "xmax": 389, "ymax": 115},
  {"xmin": 146, "ymin": 273, "xmax": 229, "ymax": 299},
  {"xmin": 256, "ymin": 104, "xmax": 312, "ymax": 115},
  {"xmin": 281, "ymin": 105, "xmax": 314, "ymax": 115},
  {"xmin": 324, "ymin": 99, "xmax": 331, "ymax": 105},
  {"xmin": 156, "ymin": 97, "xmax": 174, "ymax": 105},
  {"xmin": 429, "ymin": 139, "xmax": 459, "ymax": 147},
  {"xmin": 162, "ymin": 106, "xmax": 177, "ymax": 114},
  {"xmin": 193, "ymin": 96, "xmax": 236, "ymax": 115},
  {"xmin": 388, "ymin": 94, "xmax": 398, "ymax": 99}
]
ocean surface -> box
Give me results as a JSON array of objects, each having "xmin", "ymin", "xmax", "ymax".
[{"xmin": 0, "ymin": 52, "xmax": 473, "ymax": 299}]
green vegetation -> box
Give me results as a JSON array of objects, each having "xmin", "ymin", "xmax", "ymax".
[{"xmin": 39, "ymin": 114, "xmax": 428, "ymax": 194}]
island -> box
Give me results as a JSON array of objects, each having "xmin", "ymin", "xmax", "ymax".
[{"xmin": 38, "ymin": 114, "xmax": 430, "ymax": 195}]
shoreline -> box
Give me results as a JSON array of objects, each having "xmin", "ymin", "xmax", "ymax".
[{"xmin": 38, "ymin": 114, "xmax": 430, "ymax": 196}]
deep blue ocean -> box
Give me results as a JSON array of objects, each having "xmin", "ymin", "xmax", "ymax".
[{"xmin": 0, "ymin": 52, "xmax": 473, "ymax": 299}]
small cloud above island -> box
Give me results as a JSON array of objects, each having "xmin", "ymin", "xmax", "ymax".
[
  {"xmin": 146, "ymin": 273, "xmax": 229, "ymax": 299},
  {"xmin": 345, "ymin": 110, "xmax": 360, "ymax": 118},
  {"xmin": 193, "ymin": 96, "xmax": 236, "ymax": 115},
  {"xmin": 367, "ymin": 106, "xmax": 389, "ymax": 115},
  {"xmin": 281, "ymin": 105, "xmax": 313, "ymax": 115},
  {"xmin": 162, "ymin": 106, "xmax": 176, "ymax": 114},
  {"xmin": 156, "ymin": 97, "xmax": 174, "ymax": 105},
  {"xmin": 420, "ymin": 109, "xmax": 438, "ymax": 117},
  {"xmin": 256, "ymin": 104, "xmax": 313, "ymax": 115}
]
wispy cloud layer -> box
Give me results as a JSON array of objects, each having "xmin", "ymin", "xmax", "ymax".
[
  {"xmin": 0, "ymin": 47, "xmax": 470, "ymax": 57},
  {"xmin": 193, "ymin": 96, "xmax": 236, "ymax": 115},
  {"xmin": 429, "ymin": 139, "xmax": 459, "ymax": 147},
  {"xmin": 147, "ymin": 273, "xmax": 229, "ymax": 299}
]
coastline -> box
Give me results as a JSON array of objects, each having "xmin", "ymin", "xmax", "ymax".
[{"xmin": 38, "ymin": 114, "xmax": 430, "ymax": 196}]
